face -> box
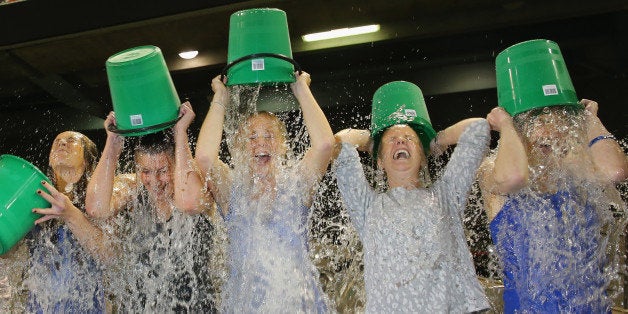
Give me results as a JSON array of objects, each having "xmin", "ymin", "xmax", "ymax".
[
  {"xmin": 135, "ymin": 152, "xmax": 173, "ymax": 199},
  {"xmin": 241, "ymin": 113, "xmax": 287, "ymax": 177},
  {"xmin": 49, "ymin": 131, "xmax": 86, "ymax": 171},
  {"xmin": 521, "ymin": 109, "xmax": 576, "ymax": 159},
  {"xmin": 377, "ymin": 125, "xmax": 424, "ymax": 177}
]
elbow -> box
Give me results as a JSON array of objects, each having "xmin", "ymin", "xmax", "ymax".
[
  {"xmin": 314, "ymin": 136, "xmax": 335, "ymax": 159},
  {"xmin": 495, "ymin": 170, "xmax": 529, "ymax": 194},
  {"xmin": 606, "ymin": 166, "xmax": 628, "ymax": 184},
  {"xmin": 84, "ymin": 196, "xmax": 100, "ymax": 218},
  {"xmin": 85, "ymin": 199, "xmax": 112, "ymax": 219},
  {"xmin": 194, "ymin": 155, "xmax": 212, "ymax": 174},
  {"xmin": 175, "ymin": 197, "xmax": 203, "ymax": 215}
]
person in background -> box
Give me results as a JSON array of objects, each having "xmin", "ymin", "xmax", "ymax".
[{"xmin": 26, "ymin": 131, "xmax": 109, "ymax": 313}]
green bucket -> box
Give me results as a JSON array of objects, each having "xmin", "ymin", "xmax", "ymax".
[
  {"xmin": 223, "ymin": 8, "xmax": 300, "ymax": 86},
  {"xmin": 496, "ymin": 39, "xmax": 581, "ymax": 116},
  {"xmin": 370, "ymin": 81, "xmax": 437, "ymax": 160},
  {"xmin": 0, "ymin": 155, "xmax": 52, "ymax": 255},
  {"xmin": 106, "ymin": 45, "xmax": 181, "ymax": 137}
]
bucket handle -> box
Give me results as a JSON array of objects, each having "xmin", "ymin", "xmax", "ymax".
[
  {"xmin": 220, "ymin": 53, "xmax": 302, "ymax": 82},
  {"xmin": 107, "ymin": 116, "xmax": 182, "ymax": 135}
]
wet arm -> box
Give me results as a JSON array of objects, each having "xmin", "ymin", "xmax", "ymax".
[
  {"xmin": 480, "ymin": 107, "xmax": 529, "ymax": 195},
  {"xmin": 333, "ymin": 128, "xmax": 372, "ymax": 160},
  {"xmin": 582, "ymin": 99, "xmax": 628, "ymax": 183},
  {"xmin": 173, "ymin": 102, "xmax": 215, "ymax": 214},
  {"xmin": 195, "ymin": 76, "xmax": 231, "ymax": 215},
  {"xmin": 437, "ymin": 119, "xmax": 490, "ymax": 216},
  {"xmin": 333, "ymin": 143, "xmax": 376, "ymax": 235},
  {"xmin": 86, "ymin": 113, "xmax": 126, "ymax": 218},
  {"xmin": 430, "ymin": 117, "xmax": 484, "ymax": 157},
  {"xmin": 292, "ymin": 72, "xmax": 335, "ymax": 204},
  {"xmin": 34, "ymin": 182, "xmax": 118, "ymax": 265}
]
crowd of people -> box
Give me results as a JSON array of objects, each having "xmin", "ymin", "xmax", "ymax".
[{"xmin": 1, "ymin": 38, "xmax": 627, "ymax": 314}]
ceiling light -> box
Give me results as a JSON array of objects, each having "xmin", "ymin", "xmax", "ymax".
[
  {"xmin": 302, "ymin": 24, "xmax": 380, "ymax": 42},
  {"xmin": 178, "ymin": 50, "xmax": 199, "ymax": 59}
]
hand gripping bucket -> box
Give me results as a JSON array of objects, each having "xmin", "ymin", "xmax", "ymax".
[
  {"xmin": 496, "ymin": 39, "xmax": 581, "ymax": 116},
  {"xmin": 222, "ymin": 8, "xmax": 301, "ymax": 86},
  {"xmin": 0, "ymin": 155, "xmax": 52, "ymax": 255},
  {"xmin": 370, "ymin": 81, "xmax": 437, "ymax": 160},
  {"xmin": 106, "ymin": 45, "xmax": 181, "ymax": 137}
]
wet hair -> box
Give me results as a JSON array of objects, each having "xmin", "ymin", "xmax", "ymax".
[
  {"xmin": 47, "ymin": 131, "xmax": 99, "ymax": 207},
  {"xmin": 133, "ymin": 130, "xmax": 175, "ymax": 159},
  {"xmin": 512, "ymin": 106, "xmax": 585, "ymax": 147},
  {"xmin": 231, "ymin": 111, "xmax": 288, "ymax": 158}
]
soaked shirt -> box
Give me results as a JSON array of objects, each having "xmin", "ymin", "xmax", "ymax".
[
  {"xmin": 220, "ymin": 168, "xmax": 329, "ymax": 313},
  {"xmin": 490, "ymin": 189, "xmax": 610, "ymax": 313},
  {"xmin": 26, "ymin": 223, "xmax": 105, "ymax": 314},
  {"xmin": 113, "ymin": 198, "xmax": 216, "ymax": 313},
  {"xmin": 334, "ymin": 120, "xmax": 490, "ymax": 313}
]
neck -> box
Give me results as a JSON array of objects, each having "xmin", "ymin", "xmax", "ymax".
[
  {"xmin": 152, "ymin": 196, "xmax": 173, "ymax": 222},
  {"xmin": 387, "ymin": 171, "xmax": 422, "ymax": 190},
  {"xmin": 53, "ymin": 165, "xmax": 83, "ymax": 193}
]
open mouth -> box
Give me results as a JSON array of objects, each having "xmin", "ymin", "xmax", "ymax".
[
  {"xmin": 393, "ymin": 149, "xmax": 410, "ymax": 160},
  {"xmin": 254, "ymin": 153, "xmax": 271, "ymax": 164}
]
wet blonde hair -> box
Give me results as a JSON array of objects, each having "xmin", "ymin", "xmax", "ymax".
[{"xmin": 231, "ymin": 111, "xmax": 289, "ymax": 159}]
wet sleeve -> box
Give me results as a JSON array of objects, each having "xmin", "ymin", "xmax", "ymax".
[
  {"xmin": 333, "ymin": 142, "xmax": 376, "ymax": 234},
  {"xmin": 435, "ymin": 119, "xmax": 490, "ymax": 218}
]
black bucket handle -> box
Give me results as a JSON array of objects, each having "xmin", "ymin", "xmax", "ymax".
[
  {"xmin": 107, "ymin": 116, "xmax": 181, "ymax": 136},
  {"xmin": 220, "ymin": 53, "xmax": 302, "ymax": 82}
]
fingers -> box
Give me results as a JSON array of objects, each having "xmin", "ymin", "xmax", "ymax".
[
  {"xmin": 34, "ymin": 214, "xmax": 58, "ymax": 225},
  {"xmin": 36, "ymin": 189, "xmax": 58, "ymax": 207},
  {"xmin": 211, "ymin": 75, "xmax": 228, "ymax": 91},
  {"xmin": 581, "ymin": 98, "xmax": 598, "ymax": 115},
  {"xmin": 295, "ymin": 71, "xmax": 311, "ymax": 85},
  {"xmin": 32, "ymin": 207, "xmax": 57, "ymax": 216},
  {"xmin": 40, "ymin": 180, "xmax": 59, "ymax": 195}
]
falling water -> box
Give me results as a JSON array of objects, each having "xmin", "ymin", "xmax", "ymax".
[{"xmin": 485, "ymin": 107, "xmax": 627, "ymax": 312}]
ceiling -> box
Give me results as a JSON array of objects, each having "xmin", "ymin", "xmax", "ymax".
[{"xmin": 0, "ymin": 0, "xmax": 626, "ymax": 166}]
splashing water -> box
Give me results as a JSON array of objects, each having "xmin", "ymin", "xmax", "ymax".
[
  {"xmin": 484, "ymin": 107, "xmax": 627, "ymax": 312},
  {"xmin": 214, "ymin": 84, "xmax": 339, "ymax": 312},
  {"xmin": 101, "ymin": 141, "xmax": 219, "ymax": 313},
  {"xmin": 105, "ymin": 194, "xmax": 217, "ymax": 312}
]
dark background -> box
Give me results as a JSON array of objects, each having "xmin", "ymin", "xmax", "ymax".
[{"xmin": 0, "ymin": 0, "xmax": 626, "ymax": 169}]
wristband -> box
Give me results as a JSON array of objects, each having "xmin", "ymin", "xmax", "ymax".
[{"xmin": 588, "ymin": 134, "xmax": 616, "ymax": 147}]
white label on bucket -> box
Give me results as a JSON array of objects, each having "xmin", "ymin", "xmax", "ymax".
[
  {"xmin": 404, "ymin": 109, "xmax": 417, "ymax": 119},
  {"xmin": 130, "ymin": 114, "xmax": 144, "ymax": 126},
  {"xmin": 252, "ymin": 59, "xmax": 265, "ymax": 71},
  {"xmin": 542, "ymin": 84, "xmax": 559, "ymax": 96}
]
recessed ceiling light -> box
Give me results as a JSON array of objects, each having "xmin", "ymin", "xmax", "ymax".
[
  {"xmin": 302, "ymin": 24, "xmax": 380, "ymax": 42},
  {"xmin": 178, "ymin": 50, "xmax": 199, "ymax": 59}
]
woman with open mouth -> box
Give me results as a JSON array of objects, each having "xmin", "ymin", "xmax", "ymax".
[
  {"xmin": 188, "ymin": 71, "xmax": 335, "ymax": 312},
  {"xmin": 333, "ymin": 80, "xmax": 491, "ymax": 312}
]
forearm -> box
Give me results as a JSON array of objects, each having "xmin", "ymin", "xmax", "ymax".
[
  {"xmin": 587, "ymin": 115, "xmax": 628, "ymax": 182},
  {"xmin": 490, "ymin": 123, "xmax": 529, "ymax": 193},
  {"xmin": 195, "ymin": 101, "xmax": 226, "ymax": 174},
  {"xmin": 174, "ymin": 128, "xmax": 208, "ymax": 214},
  {"xmin": 85, "ymin": 137, "xmax": 120, "ymax": 218},
  {"xmin": 65, "ymin": 209, "xmax": 118, "ymax": 265},
  {"xmin": 335, "ymin": 129, "xmax": 371, "ymax": 152},
  {"xmin": 294, "ymin": 84, "xmax": 334, "ymax": 173},
  {"xmin": 333, "ymin": 143, "xmax": 374, "ymax": 233},
  {"xmin": 438, "ymin": 119, "xmax": 490, "ymax": 211},
  {"xmin": 435, "ymin": 117, "xmax": 484, "ymax": 147}
]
